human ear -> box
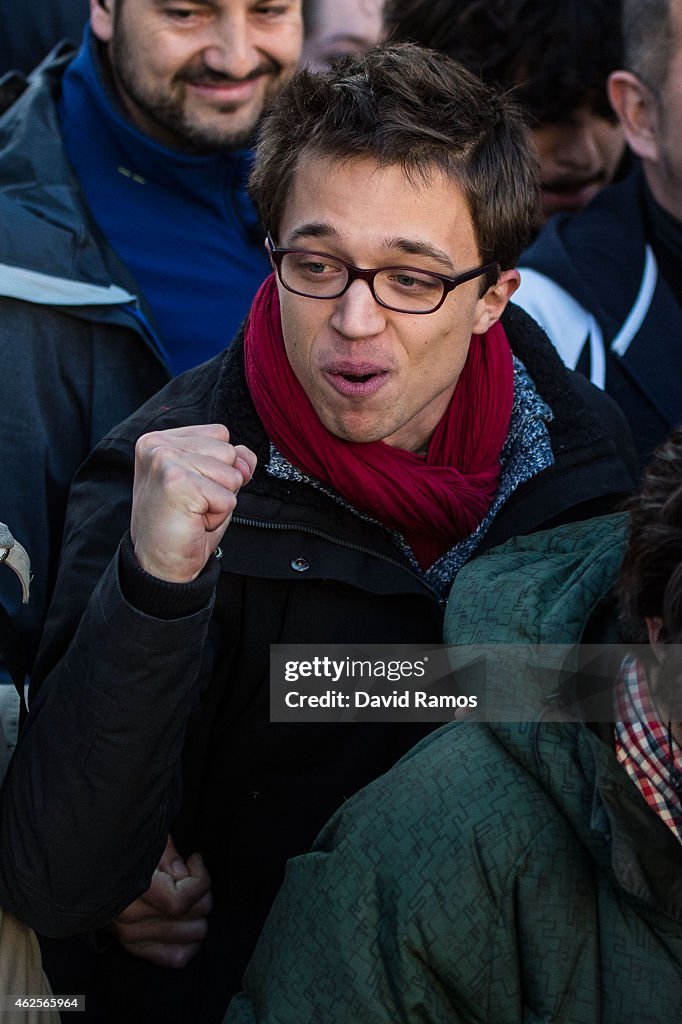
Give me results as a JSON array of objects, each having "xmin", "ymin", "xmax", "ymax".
[
  {"xmin": 608, "ymin": 71, "xmax": 660, "ymax": 163},
  {"xmin": 264, "ymin": 236, "xmax": 276, "ymax": 270},
  {"xmin": 471, "ymin": 269, "xmax": 520, "ymax": 335},
  {"xmin": 90, "ymin": 0, "xmax": 114, "ymax": 44}
]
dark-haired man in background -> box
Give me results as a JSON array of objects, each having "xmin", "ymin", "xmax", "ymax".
[
  {"xmin": 385, "ymin": 0, "xmax": 625, "ymax": 225},
  {"xmin": 517, "ymin": 0, "xmax": 682, "ymax": 467},
  {"xmin": 301, "ymin": 0, "xmax": 383, "ymax": 69}
]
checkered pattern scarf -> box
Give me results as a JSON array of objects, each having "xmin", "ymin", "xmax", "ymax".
[{"xmin": 614, "ymin": 655, "xmax": 682, "ymax": 844}]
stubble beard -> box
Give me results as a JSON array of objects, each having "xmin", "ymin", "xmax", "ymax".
[{"xmin": 109, "ymin": 28, "xmax": 282, "ymax": 153}]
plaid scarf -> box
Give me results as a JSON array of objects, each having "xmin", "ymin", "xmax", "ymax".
[{"xmin": 614, "ymin": 655, "xmax": 682, "ymax": 843}]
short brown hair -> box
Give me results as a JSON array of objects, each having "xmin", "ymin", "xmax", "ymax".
[{"xmin": 249, "ymin": 43, "xmax": 539, "ymax": 271}]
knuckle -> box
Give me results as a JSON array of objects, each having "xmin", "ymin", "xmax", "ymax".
[
  {"xmin": 155, "ymin": 891, "xmax": 183, "ymax": 918},
  {"xmin": 136, "ymin": 430, "xmax": 165, "ymax": 456},
  {"xmin": 157, "ymin": 460, "xmax": 188, "ymax": 489},
  {"xmin": 113, "ymin": 903, "xmax": 142, "ymax": 925},
  {"xmin": 168, "ymin": 944, "xmax": 199, "ymax": 969}
]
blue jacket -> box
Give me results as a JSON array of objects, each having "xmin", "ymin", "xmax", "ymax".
[{"xmin": 58, "ymin": 29, "xmax": 272, "ymax": 376}]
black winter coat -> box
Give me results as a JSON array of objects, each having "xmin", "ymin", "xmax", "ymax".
[{"xmin": 28, "ymin": 304, "xmax": 635, "ymax": 1021}]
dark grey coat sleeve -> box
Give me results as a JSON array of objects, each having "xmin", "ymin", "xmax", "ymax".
[{"xmin": 0, "ymin": 434, "xmax": 217, "ymax": 937}]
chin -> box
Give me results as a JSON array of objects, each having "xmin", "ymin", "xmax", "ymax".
[{"xmin": 327, "ymin": 420, "xmax": 385, "ymax": 445}]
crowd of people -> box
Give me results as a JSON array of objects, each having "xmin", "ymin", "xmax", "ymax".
[{"xmin": 0, "ymin": 2, "xmax": 680, "ymax": 1022}]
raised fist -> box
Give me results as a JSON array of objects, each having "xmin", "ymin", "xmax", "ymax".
[{"xmin": 130, "ymin": 424, "xmax": 257, "ymax": 583}]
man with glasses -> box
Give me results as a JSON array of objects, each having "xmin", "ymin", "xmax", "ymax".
[{"xmin": 31, "ymin": 45, "xmax": 634, "ymax": 1022}]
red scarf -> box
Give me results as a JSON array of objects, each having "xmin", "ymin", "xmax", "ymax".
[{"xmin": 244, "ymin": 275, "xmax": 514, "ymax": 568}]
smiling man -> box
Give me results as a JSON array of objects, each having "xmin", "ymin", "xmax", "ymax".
[
  {"xmin": 0, "ymin": 0, "xmax": 302, "ymax": 683},
  {"xmin": 0, "ymin": 0, "xmax": 301, "ymax": 1013},
  {"xmin": 30, "ymin": 45, "xmax": 635, "ymax": 1022},
  {"xmin": 97, "ymin": 0, "xmax": 300, "ymax": 149}
]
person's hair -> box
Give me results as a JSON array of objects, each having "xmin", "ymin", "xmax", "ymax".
[
  {"xmin": 383, "ymin": 0, "xmax": 622, "ymax": 125},
  {"xmin": 622, "ymin": 0, "xmax": 674, "ymax": 95},
  {"xmin": 250, "ymin": 44, "xmax": 539, "ymax": 273},
  {"xmin": 619, "ymin": 429, "xmax": 682, "ymax": 647}
]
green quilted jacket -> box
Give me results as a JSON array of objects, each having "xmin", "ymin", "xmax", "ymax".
[{"xmin": 226, "ymin": 514, "xmax": 682, "ymax": 1023}]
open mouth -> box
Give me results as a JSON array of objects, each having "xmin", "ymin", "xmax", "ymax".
[
  {"xmin": 341, "ymin": 372, "xmax": 376, "ymax": 383},
  {"xmin": 326, "ymin": 366, "xmax": 389, "ymax": 397}
]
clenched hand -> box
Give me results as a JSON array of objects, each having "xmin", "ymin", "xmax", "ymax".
[
  {"xmin": 130, "ymin": 424, "xmax": 257, "ymax": 583},
  {"xmin": 112, "ymin": 835, "xmax": 213, "ymax": 970}
]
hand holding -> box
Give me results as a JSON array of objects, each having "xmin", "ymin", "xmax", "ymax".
[{"xmin": 111, "ymin": 835, "xmax": 213, "ymax": 970}]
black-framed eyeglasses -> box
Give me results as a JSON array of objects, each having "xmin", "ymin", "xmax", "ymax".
[{"xmin": 267, "ymin": 234, "xmax": 499, "ymax": 315}]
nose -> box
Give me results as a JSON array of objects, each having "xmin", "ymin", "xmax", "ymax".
[
  {"xmin": 201, "ymin": 12, "xmax": 262, "ymax": 79},
  {"xmin": 329, "ymin": 279, "xmax": 388, "ymax": 339},
  {"xmin": 553, "ymin": 118, "xmax": 601, "ymax": 172}
]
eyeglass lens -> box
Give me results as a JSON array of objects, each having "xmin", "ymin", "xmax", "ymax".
[{"xmin": 279, "ymin": 252, "xmax": 446, "ymax": 312}]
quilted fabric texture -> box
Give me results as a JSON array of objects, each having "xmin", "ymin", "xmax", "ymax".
[{"xmin": 225, "ymin": 514, "xmax": 682, "ymax": 1023}]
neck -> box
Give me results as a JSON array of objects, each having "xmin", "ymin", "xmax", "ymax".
[
  {"xmin": 644, "ymin": 163, "xmax": 682, "ymax": 224},
  {"xmin": 380, "ymin": 383, "xmax": 457, "ymax": 452}
]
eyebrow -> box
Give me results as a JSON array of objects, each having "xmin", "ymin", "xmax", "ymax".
[
  {"xmin": 283, "ymin": 224, "xmax": 456, "ymax": 272},
  {"xmin": 284, "ymin": 223, "xmax": 336, "ymax": 246},
  {"xmin": 321, "ymin": 33, "xmax": 373, "ymax": 47},
  {"xmin": 385, "ymin": 237, "xmax": 455, "ymax": 272},
  {"xmin": 153, "ymin": 0, "xmax": 214, "ymax": 7}
]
